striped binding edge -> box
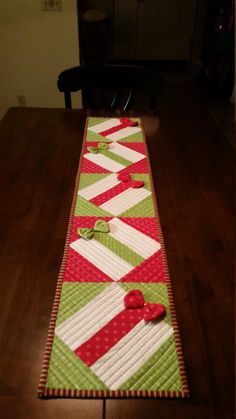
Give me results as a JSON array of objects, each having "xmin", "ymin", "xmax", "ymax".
[{"xmin": 37, "ymin": 116, "xmax": 190, "ymax": 399}]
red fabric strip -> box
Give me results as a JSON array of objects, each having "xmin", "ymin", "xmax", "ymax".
[
  {"xmin": 74, "ymin": 308, "xmax": 144, "ymax": 366},
  {"xmin": 119, "ymin": 142, "xmax": 145, "ymax": 153},
  {"xmin": 99, "ymin": 123, "xmax": 126, "ymax": 137},
  {"xmin": 90, "ymin": 182, "xmax": 130, "ymax": 206},
  {"xmin": 120, "ymin": 217, "xmax": 160, "ymax": 241}
]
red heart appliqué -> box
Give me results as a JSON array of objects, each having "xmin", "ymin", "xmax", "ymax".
[
  {"xmin": 118, "ymin": 173, "xmax": 131, "ymax": 182},
  {"xmin": 129, "ymin": 120, "xmax": 138, "ymax": 126},
  {"xmin": 143, "ymin": 304, "xmax": 165, "ymax": 321},
  {"xmin": 129, "ymin": 180, "xmax": 145, "ymax": 188},
  {"xmin": 120, "ymin": 118, "xmax": 138, "ymax": 127},
  {"xmin": 120, "ymin": 117, "xmax": 130, "ymax": 124},
  {"xmin": 124, "ymin": 290, "xmax": 145, "ymax": 309}
]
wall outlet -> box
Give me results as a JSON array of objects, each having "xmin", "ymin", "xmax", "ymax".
[
  {"xmin": 42, "ymin": 0, "xmax": 62, "ymax": 11},
  {"xmin": 17, "ymin": 95, "xmax": 26, "ymax": 107}
]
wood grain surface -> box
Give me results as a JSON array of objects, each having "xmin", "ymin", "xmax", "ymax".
[{"xmin": 0, "ymin": 108, "xmax": 234, "ymax": 419}]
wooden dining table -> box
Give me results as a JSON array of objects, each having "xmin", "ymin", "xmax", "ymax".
[{"xmin": 0, "ymin": 107, "xmax": 234, "ymax": 419}]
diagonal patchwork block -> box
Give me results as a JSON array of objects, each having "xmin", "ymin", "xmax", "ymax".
[
  {"xmin": 64, "ymin": 216, "xmax": 164, "ymax": 283},
  {"xmin": 53, "ymin": 283, "xmax": 175, "ymax": 392},
  {"xmin": 78, "ymin": 173, "xmax": 152, "ymax": 217},
  {"xmin": 88, "ymin": 118, "xmax": 142, "ymax": 142},
  {"xmin": 68, "ymin": 217, "xmax": 161, "ymax": 282},
  {"xmin": 83, "ymin": 142, "xmax": 145, "ymax": 173}
]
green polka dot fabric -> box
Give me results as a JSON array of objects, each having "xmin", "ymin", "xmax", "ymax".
[{"xmin": 38, "ymin": 117, "xmax": 189, "ymax": 398}]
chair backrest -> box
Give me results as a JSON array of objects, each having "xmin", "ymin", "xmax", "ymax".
[{"xmin": 57, "ymin": 64, "xmax": 163, "ymax": 111}]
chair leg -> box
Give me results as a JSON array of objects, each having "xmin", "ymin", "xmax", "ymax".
[
  {"xmin": 84, "ymin": 89, "xmax": 97, "ymax": 109},
  {"xmin": 65, "ymin": 91, "xmax": 72, "ymax": 109}
]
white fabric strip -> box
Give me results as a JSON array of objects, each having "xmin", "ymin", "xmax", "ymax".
[
  {"xmin": 84, "ymin": 153, "xmax": 125, "ymax": 173},
  {"xmin": 99, "ymin": 188, "xmax": 151, "ymax": 216},
  {"xmin": 55, "ymin": 284, "xmax": 126, "ymax": 350},
  {"xmin": 109, "ymin": 142, "xmax": 145, "ymax": 163},
  {"xmin": 78, "ymin": 174, "xmax": 120, "ymax": 200},
  {"xmin": 91, "ymin": 321, "xmax": 173, "ymax": 390},
  {"xmin": 109, "ymin": 218, "xmax": 160, "ymax": 259},
  {"xmin": 70, "ymin": 239, "xmax": 133, "ymax": 281},
  {"xmin": 105, "ymin": 126, "xmax": 141, "ymax": 141},
  {"xmin": 88, "ymin": 118, "xmax": 121, "ymax": 133}
]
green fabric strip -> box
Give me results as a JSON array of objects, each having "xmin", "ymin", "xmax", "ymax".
[
  {"xmin": 120, "ymin": 195, "xmax": 155, "ymax": 217},
  {"xmin": 46, "ymin": 336, "xmax": 108, "ymax": 390},
  {"xmin": 75, "ymin": 196, "xmax": 111, "ymax": 217},
  {"xmin": 120, "ymin": 335, "xmax": 182, "ymax": 391},
  {"xmin": 118, "ymin": 130, "xmax": 143, "ymax": 142},
  {"xmin": 101, "ymin": 149, "xmax": 132, "ymax": 167},
  {"xmin": 87, "ymin": 117, "xmax": 108, "ymax": 127},
  {"xmin": 86, "ymin": 130, "xmax": 111, "ymax": 142},
  {"xmin": 78, "ymin": 173, "xmax": 109, "ymax": 190},
  {"xmin": 94, "ymin": 233, "xmax": 144, "ymax": 267}
]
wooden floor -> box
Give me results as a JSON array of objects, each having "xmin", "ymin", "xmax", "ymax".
[{"xmin": 0, "ymin": 101, "xmax": 235, "ymax": 418}]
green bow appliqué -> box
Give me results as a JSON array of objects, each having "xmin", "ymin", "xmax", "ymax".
[
  {"xmin": 87, "ymin": 143, "xmax": 109, "ymax": 154},
  {"xmin": 78, "ymin": 220, "xmax": 110, "ymax": 240}
]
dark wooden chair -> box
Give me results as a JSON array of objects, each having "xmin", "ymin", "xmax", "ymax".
[{"xmin": 57, "ymin": 64, "xmax": 163, "ymax": 111}]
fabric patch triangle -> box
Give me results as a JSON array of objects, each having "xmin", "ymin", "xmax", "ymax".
[
  {"xmin": 119, "ymin": 335, "xmax": 181, "ymax": 391},
  {"xmin": 63, "ymin": 248, "xmax": 113, "ymax": 283},
  {"xmin": 87, "ymin": 117, "xmax": 108, "ymax": 127},
  {"xmin": 78, "ymin": 173, "xmax": 109, "ymax": 191},
  {"xmin": 117, "ymin": 130, "xmax": 143, "ymax": 142},
  {"xmin": 120, "ymin": 195, "xmax": 154, "ymax": 217},
  {"xmin": 120, "ymin": 217, "xmax": 160, "ymax": 241},
  {"xmin": 86, "ymin": 130, "xmax": 111, "ymax": 142},
  {"xmin": 119, "ymin": 159, "xmax": 149, "ymax": 174},
  {"xmin": 119, "ymin": 250, "xmax": 166, "ymax": 283},
  {"xmin": 57, "ymin": 282, "xmax": 111, "ymax": 326},
  {"xmin": 119, "ymin": 142, "xmax": 145, "ymax": 154},
  {"xmin": 46, "ymin": 336, "xmax": 108, "ymax": 390},
  {"xmin": 81, "ymin": 157, "xmax": 111, "ymax": 173}
]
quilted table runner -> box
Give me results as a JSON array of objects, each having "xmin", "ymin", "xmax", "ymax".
[{"xmin": 38, "ymin": 117, "xmax": 189, "ymax": 398}]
